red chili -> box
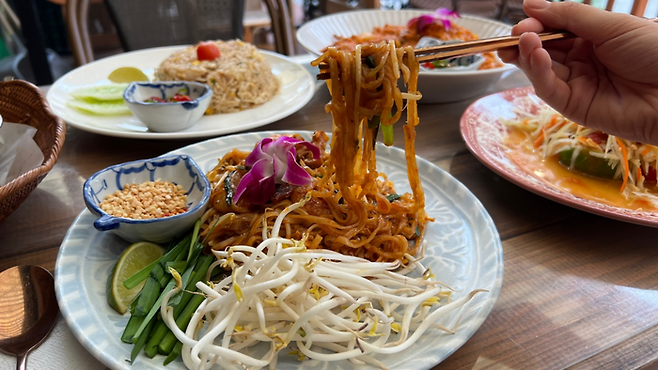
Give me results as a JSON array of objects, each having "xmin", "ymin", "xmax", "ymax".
[{"xmin": 172, "ymin": 94, "xmax": 191, "ymax": 102}]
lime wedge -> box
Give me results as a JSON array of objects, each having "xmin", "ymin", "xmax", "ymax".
[
  {"xmin": 108, "ymin": 67, "xmax": 149, "ymax": 83},
  {"xmin": 106, "ymin": 241, "xmax": 165, "ymax": 315}
]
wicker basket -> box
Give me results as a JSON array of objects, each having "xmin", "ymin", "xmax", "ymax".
[{"xmin": 0, "ymin": 80, "xmax": 66, "ymax": 224}]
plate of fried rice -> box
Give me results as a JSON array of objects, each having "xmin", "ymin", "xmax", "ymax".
[{"xmin": 47, "ymin": 41, "xmax": 315, "ymax": 139}]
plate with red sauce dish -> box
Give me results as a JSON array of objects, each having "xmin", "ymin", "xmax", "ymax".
[
  {"xmin": 460, "ymin": 86, "xmax": 658, "ymax": 227},
  {"xmin": 47, "ymin": 46, "xmax": 315, "ymax": 140}
]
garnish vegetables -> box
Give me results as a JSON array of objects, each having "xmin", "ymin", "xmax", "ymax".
[
  {"xmin": 197, "ymin": 42, "xmax": 221, "ymax": 61},
  {"xmin": 235, "ymin": 136, "xmax": 320, "ymax": 205},
  {"xmin": 409, "ymin": 8, "xmax": 460, "ymax": 33},
  {"xmin": 116, "ymin": 218, "xmax": 229, "ymax": 365},
  {"xmin": 160, "ymin": 194, "xmax": 485, "ymax": 369},
  {"xmin": 503, "ymin": 95, "xmax": 658, "ymax": 204}
]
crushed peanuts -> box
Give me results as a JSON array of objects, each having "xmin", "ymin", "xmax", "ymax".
[{"xmin": 99, "ymin": 180, "xmax": 188, "ymax": 219}]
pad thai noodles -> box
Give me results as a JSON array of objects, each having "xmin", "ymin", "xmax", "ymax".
[{"xmin": 198, "ymin": 41, "xmax": 432, "ymax": 263}]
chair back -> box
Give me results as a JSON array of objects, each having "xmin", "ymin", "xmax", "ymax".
[
  {"xmin": 66, "ymin": 0, "xmax": 93, "ymax": 66},
  {"xmin": 263, "ymin": 0, "xmax": 296, "ymax": 55},
  {"xmin": 104, "ymin": 0, "xmax": 245, "ymax": 52},
  {"xmin": 322, "ymin": 0, "xmax": 381, "ymax": 13},
  {"xmin": 586, "ymin": 0, "xmax": 649, "ymax": 16}
]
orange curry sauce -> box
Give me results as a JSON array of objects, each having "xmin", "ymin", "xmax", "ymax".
[{"xmin": 504, "ymin": 130, "xmax": 658, "ymax": 211}]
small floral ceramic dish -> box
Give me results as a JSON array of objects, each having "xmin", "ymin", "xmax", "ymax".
[
  {"xmin": 415, "ymin": 37, "xmax": 485, "ymax": 71},
  {"xmin": 83, "ymin": 154, "xmax": 211, "ymax": 243},
  {"xmin": 123, "ymin": 81, "xmax": 213, "ymax": 132}
]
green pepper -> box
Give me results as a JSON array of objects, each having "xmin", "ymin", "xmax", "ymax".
[
  {"xmin": 431, "ymin": 60, "xmax": 449, "ymax": 69},
  {"xmin": 386, "ymin": 193, "xmax": 401, "ymax": 202},
  {"xmin": 558, "ymin": 148, "xmax": 617, "ymax": 179},
  {"xmin": 365, "ymin": 55, "xmax": 376, "ymax": 68}
]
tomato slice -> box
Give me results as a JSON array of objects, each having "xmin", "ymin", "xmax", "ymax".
[
  {"xmin": 172, "ymin": 94, "xmax": 191, "ymax": 102},
  {"xmin": 197, "ymin": 42, "xmax": 220, "ymax": 61}
]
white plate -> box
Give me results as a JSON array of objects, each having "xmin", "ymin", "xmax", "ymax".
[
  {"xmin": 55, "ymin": 131, "xmax": 503, "ymax": 370},
  {"xmin": 296, "ymin": 10, "xmax": 516, "ymax": 103},
  {"xmin": 47, "ymin": 47, "xmax": 315, "ymax": 140},
  {"xmin": 296, "ymin": 10, "xmax": 511, "ymax": 57}
]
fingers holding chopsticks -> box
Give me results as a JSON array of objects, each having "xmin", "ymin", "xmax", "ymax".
[{"xmin": 496, "ymin": 0, "xmax": 658, "ymax": 146}]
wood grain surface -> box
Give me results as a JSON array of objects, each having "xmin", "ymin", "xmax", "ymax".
[{"xmin": 1, "ymin": 69, "xmax": 657, "ymax": 369}]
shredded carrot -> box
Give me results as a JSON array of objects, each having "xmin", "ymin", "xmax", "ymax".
[
  {"xmin": 534, "ymin": 130, "xmax": 545, "ymax": 148},
  {"xmin": 548, "ymin": 114, "xmax": 558, "ymax": 128},
  {"xmin": 641, "ymin": 146, "xmax": 652, "ymax": 156},
  {"xmin": 638, "ymin": 167, "xmax": 643, "ymax": 182},
  {"xmin": 616, "ymin": 137, "xmax": 629, "ymax": 192}
]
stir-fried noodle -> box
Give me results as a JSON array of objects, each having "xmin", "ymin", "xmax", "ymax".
[{"xmin": 198, "ymin": 41, "xmax": 431, "ymax": 263}]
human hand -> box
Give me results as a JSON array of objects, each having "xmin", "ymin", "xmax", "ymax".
[{"xmin": 497, "ymin": 0, "xmax": 658, "ymax": 144}]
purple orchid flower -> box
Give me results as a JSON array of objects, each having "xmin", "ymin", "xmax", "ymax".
[
  {"xmin": 234, "ymin": 136, "xmax": 321, "ymax": 205},
  {"xmin": 409, "ymin": 8, "xmax": 460, "ymax": 33}
]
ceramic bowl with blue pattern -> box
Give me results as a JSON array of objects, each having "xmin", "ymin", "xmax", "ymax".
[
  {"xmin": 83, "ymin": 154, "xmax": 211, "ymax": 244},
  {"xmin": 415, "ymin": 37, "xmax": 485, "ymax": 71},
  {"xmin": 124, "ymin": 81, "xmax": 213, "ymax": 132}
]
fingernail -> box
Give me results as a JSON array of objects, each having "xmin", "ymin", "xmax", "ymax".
[{"xmin": 525, "ymin": 0, "xmax": 550, "ymax": 10}]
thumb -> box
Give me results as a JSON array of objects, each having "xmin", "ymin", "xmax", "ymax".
[{"xmin": 522, "ymin": 0, "xmax": 648, "ymax": 46}]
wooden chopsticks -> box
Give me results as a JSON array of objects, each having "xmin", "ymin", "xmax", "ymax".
[
  {"xmin": 316, "ymin": 30, "xmax": 573, "ymax": 80},
  {"xmin": 414, "ymin": 31, "xmax": 573, "ymax": 62},
  {"xmin": 316, "ymin": 17, "xmax": 658, "ymax": 80}
]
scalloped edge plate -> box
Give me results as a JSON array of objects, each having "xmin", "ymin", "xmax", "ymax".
[
  {"xmin": 461, "ymin": 86, "xmax": 658, "ymax": 227},
  {"xmin": 55, "ymin": 131, "xmax": 503, "ymax": 369}
]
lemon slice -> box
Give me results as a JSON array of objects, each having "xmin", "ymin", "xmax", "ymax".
[
  {"xmin": 106, "ymin": 241, "xmax": 165, "ymax": 315},
  {"xmin": 108, "ymin": 67, "xmax": 149, "ymax": 83}
]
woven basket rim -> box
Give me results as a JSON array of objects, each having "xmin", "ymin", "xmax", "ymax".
[{"xmin": 0, "ymin": 80, "xmax": 66, "ymax": 203}]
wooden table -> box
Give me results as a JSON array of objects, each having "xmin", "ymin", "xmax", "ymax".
[{"xmin": 1, "ymin": 69, "xmax": 658, "ymax": 369}]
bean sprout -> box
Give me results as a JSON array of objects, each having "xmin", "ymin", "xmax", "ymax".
[{"xmin": 161, "ymin": 196, "xmax": 485, "ymax": 369}]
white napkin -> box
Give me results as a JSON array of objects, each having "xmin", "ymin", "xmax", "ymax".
[
  {"xmin": 0, "ymin": 121, "xmax": 45, "ymax": 186},
  {"xmin": 0, "ymin": 316, "xmax": 108, "ymax": 370}
]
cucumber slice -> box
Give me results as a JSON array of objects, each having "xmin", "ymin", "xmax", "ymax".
[
  {"xmin": 70, "ymin": 84, "xmax": 129, "ymax": 101},
  {"xmin": 67, "ymin": 99, "xmax": 132, "ymax": 116}
]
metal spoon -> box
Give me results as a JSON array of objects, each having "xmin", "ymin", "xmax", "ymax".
[{"xmin": 0, "ymin": 266, "xmax": 59, "ymax": 370}]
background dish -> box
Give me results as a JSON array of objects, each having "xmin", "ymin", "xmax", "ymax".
[
  {"xmin": 296, "ymin": 9, "xmax": 516, "ymax": 103},
  {"xmin": 461, "ymin": 86, "xmax": 658, "ymax": 227},
  {"xmin": 55, "ymin": 131, "xmax": 503, "ymax": 370},
  {"xmin": 47, "ymin": 47, "xmax": 315, "ymax": 140}
]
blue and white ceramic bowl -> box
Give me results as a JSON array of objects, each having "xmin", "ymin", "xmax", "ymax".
[
  {"xmin": 124, "ymin": 81, "xmax": 213, "ymax": 132},
  {"xmin": 83, "ymin": 154, "xmax": 211, "ymax": 244},
  {"xmin": 415, "ymin": 37, "xmax": 485, "ymax": 71}
]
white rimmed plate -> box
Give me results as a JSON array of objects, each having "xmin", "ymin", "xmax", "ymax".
[
  {"xmin": 296, "ymin": 9, "xmax": 516, "ymax": 103},
  {"xmin": 47, "ymin": 48, "xmax": 315, "ymax": 139},
  {"xmin": 55, "ymin": 131, "xmax": 503, "ymax": 369}
]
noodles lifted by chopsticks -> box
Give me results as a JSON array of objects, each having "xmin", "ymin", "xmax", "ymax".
[{"xmin": 199, "ymin": 41, "xmax": 431, "ymax": 263}]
